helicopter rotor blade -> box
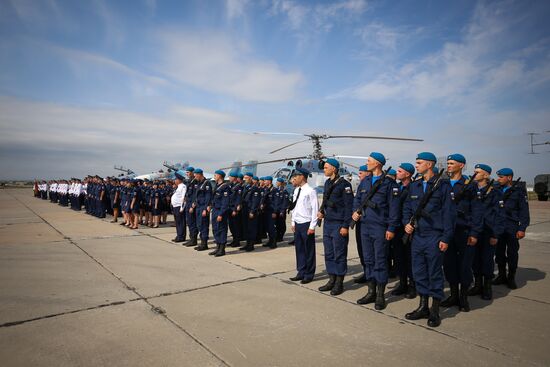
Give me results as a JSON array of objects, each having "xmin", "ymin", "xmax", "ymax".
[
  {"xmin": 219, "ymin": 156, "xmax": 309, "ymax": 170},
  {"xmin": 253, "ymin": 131, "xmax": 306, "ymax": 137},
  {"xmin": 326, "ymin": 135, "xmax": 423, "ymax": 142},
  {"xmin": 330, "ymin": 155, "xmax": 371, "ymax": 160},
  {"xmin": 269, "ymin": 139, "xmax": 311, "ymax": 154},
  {"xmin": 339, "ymin": 161, "xmax": 360, "ymax": 169}
]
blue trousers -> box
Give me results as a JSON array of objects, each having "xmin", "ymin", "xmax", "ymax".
[
  {"xmin": 444, "ymin": 225, "xmax": 475, "ymax": 286},
  {"xmin": 172, "ymin": 206, "xmax": 186, "ymax": 241},
  {"xmin": 360, "ymin": 224, "xmax": 388, "ymax": 284},
  {"xmin": 228, "ymin": 210, "xmax": 242, "ymax": 242},
  {"xmin": 411, "ymin": 232, "xmax": 445, "ymax": 300},
  {"xmin": 195, "ymin": 207, "xmax": 210, "ymax": 241},
  {"xmin": 212, "ymin": 209, "xmax": 228, "ymax": 244},
  {"xmin": 392, "ymin": 226, "xmax": 413, "ymax": 280},
  {"xmin": 276, "ymin": 213, "xmax": 286, "ymax": 241},
  {"xmin": 186, "ymin": 205, "xmax": 197, "ymax": 237},
  {"xmin": 497, "ymin": 230, "xmax": 520, "ymax": 270},
  {"xmin": 247, "ymin": 212, "xmax": 258, "ymax": 242},
  {"xmin": 294, "ymin": 222, "xmax": 316, "ymax": 280},
  {"xmin": 322, "ymin": 221, "xmax": 348, "ymax": 276},
  {"xmin": 473, "ymin": 229, "xmax": 497, "ymax": 277},
  {"xmin": 264, "ymin": 210, "xmax": 276, "ymax": 241}
]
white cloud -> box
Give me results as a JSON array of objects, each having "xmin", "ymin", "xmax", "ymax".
[
  {"xmin": 333, "ymin": 1, "xmax": 550, "ymax": 106},
  {"xmin": 155, "ymin": 30, "xmax": 303, "ymax": 102},
  {"xmin": 225, "ymin": 0, "xmax": 249, "ymax": 20}
]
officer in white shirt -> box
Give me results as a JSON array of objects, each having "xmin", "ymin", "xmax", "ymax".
[
  {"xmin": 289, "ymin": 168, "xmax": 319, "ymax": 284},
  {"xmin": 171, "ymin": 170, "xmax": 187, "ymax": 243}
]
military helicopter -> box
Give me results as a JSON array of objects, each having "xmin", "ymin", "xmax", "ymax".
[{"xmin": 223, "ymin": 132, "xmax": 423, "ymax": 193}]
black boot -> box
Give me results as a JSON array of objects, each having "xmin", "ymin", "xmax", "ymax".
[
  {"xmin": 357, "ymin": 281, "xmax": 377, "ymax": 304},
  {"xmin": 215, "ymin": 243, "xmax": 226, "ymax": 257},
  {"xmin": 330, "ymin": 276, "xmax": 344, "ymax": 296},
  {"xmin": 266, "ymin": 239, "xmax": 277, "ymax": 249},
  {"xmin": 492, "ymin": 264, "xmax": 507, "ymax": 285},
  {"xmin": 427, "ymin": 298, "xmax": 441, "ymax": 327},
  {"xmin": 405, "ymin": 295, "xmax": 430, "ymax": 320},
  {"xmin": 318, "ymin": 275, "xmax": 336, "ymax": 292},
  {"xmin": 482, "ymin": 276, "xmax": 492, "ymax": 300},
  {"xmin": 459, "ymin": 284, "xmax": 470, "ymax": 312},
  {"xmin": 441, "ymin": 283, "xmax": 459, "ymax": 308},
  {"xmin": 375, "ymin": 283, "xmax": 387, "ymax": 310},
  {"xmin": 391, "ymin": 277, "xmax": 408, "ymax": 296},
  {"xmin": 353, "ymin": 273, "xmax": 367, "ymax": 284},
  {"xmin": 507, "ymin": 268, "xmax": 518, "ymax": 289},
  {"xmin": 405, "ymin": 281, "xmax": 417, "ymax": 299},
  {"xmin": 186, "ymin": 235, "xmax": 197, "ymax": 247},
  {"xmin": 244, "ymin": 241, "xmax": 255, "ymax": 252},
  {"xmin": 196, "ymin": 239, "xmax": 208, "ymax": 251},
  {"xmin": 468, "ymin": 276, "xmax": 482, "ymax": 296},
  {"xmin": 229, "ymin": 239, "xmax": 241, "ymax": 248},
  {"xmin": 208, "ymin": 244, "xmax": 220, "ymax": 255}
]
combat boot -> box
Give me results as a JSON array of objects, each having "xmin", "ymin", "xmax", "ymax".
[
  {"xmin": 357, "ymin": 281, "xmax": 377, "ymax": 304},
  {"xmin": 481, "ymin": 276, "xmax": 492, "ymax": 300},
  {"xmin": 391, "ymin": 277, "xmax": 408, "ymax": 296},
  {"xmin": 467, "ymin": 276, "xmax": 483, "ymax": 296},
  {"xmin": 492, "ymin": 264, "xmax": 507, "ymax": 285},
  {"xmin": 208, "ymin": 244, "xmax": 220, "ymax": 256},
  {"xmin": 185, "ymin": 234, "xmax": 197, "ymax": 247},
  {"xmin": 405, "ymin": 281, "xmax": 417, "ymax": 299},
  {"xmin": 405, "ymin": 296, "xmax": 430, "ymax": 320},
  {"xmin": 441, "ymin": 283, "xmax": 459, "ymax": 308},
  {"xmin": 196, "ymin": 239, "xmax": 208, "ymax": 251},
  {"xmin": 375, "ymin": 283, "xmax": 387, "ymax": 310},
  {"xmin": 507, "ymin": 268, "xmax": 518, "ymax": 289},
  {"xmin": 330, "ymin": 276, "xmax": 344, "ymax": 296},
  {"xmin": 427, "ymin": 298, "xmax": 441, "ymax": 327},
  {"xmin": 318, "ymin": 274, "xmax": 336, "ymax": 292},
  {"xmin": 215, "ymin": 243, "xmax": 226, "ymax": 257},
  {"xmin": 459, "ymin": 284, "xmax": 470, "ymax": 312},
  {"xmin": 353, "ymin": 273, "xmax": 367, "ymax": 284}
]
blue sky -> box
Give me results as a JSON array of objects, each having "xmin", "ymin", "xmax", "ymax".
[{"xmin": 1, "ymin": 0, "xmax": 549, "ymax": 181}]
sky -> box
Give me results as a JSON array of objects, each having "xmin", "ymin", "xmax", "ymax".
[{"xmin": 1, "ymin": 0, "xmax": 549, "ymax": 182}]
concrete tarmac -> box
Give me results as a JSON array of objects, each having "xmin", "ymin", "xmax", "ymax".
[{"xmin": 1, "ymin": 189, "xmax": 549, "ymax": 366}]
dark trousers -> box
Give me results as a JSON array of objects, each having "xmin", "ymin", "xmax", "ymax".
[
  {"xmin": 172, "ymin": 206, "xmax": 186, "ymax": 241},
  {"xmin": 322, "ymin": 220, "xmax": 349, "ymax": 276},
  {"xmin": 264, "ymin": 210, "xmax": 276, "ymax": 241},
  {"xmin": 212, "ymin": 209, "xmax": 228, "ymax": 244},
  {"xmin": 186, "ymin": 205, "xmax": 197, "ymax": 237},
  {"xmin": 294, "ymin": 222, "xmax": 316, "ymax": 280},
  {"xmin": 497, "ymin": 230, "xmax": 520, "ymax": 270},
  {"xmin": 276, "ymin": 213, "xmax": 287, "ymax": 241},
  {"xmin": 392, "ymin": 226, "xmax": 413, "ymax": 281},
  {"xmin": 411, "ymin": 232, "xmax": 444, "ymax": 300},
  {"xmin": 444, "ymin": 225, "xmax": 475, "ymax": 286},
  {"xmin": 360, "ymin": 224, "xmax": 388, "ymax": 284},
  {"xmin": 355, "ymin": 221, "xmax": 365, "ymax": 267},
  {"xmin": 473, "ymin": 229, "xmax": 497, "ymax": 277},
  {"xmin": 228, "ymin": 211, "xmax": 242, "ymax": 242},
  {"xmin": 247, "ymin": 212, "xmax": 258, "ymax": 242},
  {"xmin": 195, "ymin": 207, "xmax": 210, "ymax": 241}
]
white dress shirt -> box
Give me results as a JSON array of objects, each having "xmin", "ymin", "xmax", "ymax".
[
  {"xmin": 171, "ymin": 183, "xmax": 187, "ymax": 207},
  {"xmin": 291, "ymin": 183, "xmax": 319, "ymax": 230}
]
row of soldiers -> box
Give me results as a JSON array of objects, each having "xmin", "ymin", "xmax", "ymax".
[
  {"xmin": 34, "ymin": 151, "xmax": 530, "ymax": 328},
  {"xmin": 287, "ymin": 152, "xmax": 529, "ymax": 328},
  {"xmin": 170, "ymin": 168, "xmax": 291, "ymax": 257}
]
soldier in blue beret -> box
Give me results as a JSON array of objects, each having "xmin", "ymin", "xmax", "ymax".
[
  {"xmin": 353, "ymin": 152, "xmax": 400, "ymax": 309},
  {"xmin": 493, "ymin": 167, "xmax": 529, "ymax": 289},
  {"xmin": 228, "ymin": 171, "xmax": 244, "ymax": 247},
  {"xmin": 275, "ymin": 177, "xmax": 290, "ymax": 242},
  {"xmin": 191, "ymin": 169, "xmax": 212, "ymax": 251},
  {"xmin": 318, "ymin": 158, "xmax": 354, "ymax": 295},
  {"xmin": 240, "ymin": 172, "xmax": 262, "ymax": 251},
  {"xmin": 391, "ymin": 163, "xmax": 417, "ymax": 299},
  {"xmin": 259, "ymin": 176, "xmax": 278, "ymax": 249},
  {"xmin": 209, "ymin": 170, "xmax": 231, "ymax": 256},
  {"xmin": 441, "ymin": 154, "xmax": 479, "ymax": 312},
  {"xmin": 403, "ymin": 152, "xmax": 455, "ymax": 327},
  {"xmin": 467, "ymin": 164, "xmax": 505, "ymax": 300},
  {"xmin": 353, "ymin": 165, "xmax": 371, "ymax": 284}
]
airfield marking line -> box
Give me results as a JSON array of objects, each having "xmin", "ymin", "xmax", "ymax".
[{"xmin": 8, "ymin": 192, "xmax": 233, "ymax": 367}]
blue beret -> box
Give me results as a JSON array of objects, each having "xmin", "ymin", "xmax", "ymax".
[
  {"xmin": 497, "ymin": 167, "xmax": 513, "ymax": 176},
  {"xmin": 238, "ymin": 173, "xmax": 244, "ymax": 179},
  {"xmin": 194, "ymin": 168, "xmax": 203, "ymax": 174},
  {"xmin": 359, "ymin": 165, "xmax": 368, "ymax": 172},
  {"xmin": 293, "ymin": 167, "xmax": 310, "ymax": 177},
  {"xmin": 174, "ymin": 170, "xmax": 185, "ymax": 180},
  {"xmin": 399, "ymin": 163, "xmax": 415, "ymax": 175},
  {"xmin": 259, "ymin": 176, "xmax": 265, "ymax": 180},
  {"xmin": 276, "ymin": 177, "xmax": 285, "ymax": 183},
  {"xmin": 253, "ymin": 176, "xmax": 259, "ymax": 181},
  {"xmin": 244, "ymin": 172, "xmax": 253, "ymax": 177},
  {"xmin": 215, "ymin": 170, "xmax": 226, "ymax": 177},
  {"xmin": 369, "ymin": 152, "xmax": 386, "ymax": 165},
  {"xmin": 186, "ymin": 166, "xmax": 194, "ymax": 172},
  {"xmin": 447, "ymin": 153, "xmax": 466, "ymax": 164},
  {"xmin": 387, "ymin": 169, "xmax": 396, "ymax": 176},
  {"xmin": 417, "ymin": 152, "xmax": 437, "ymax": 162},
  {"xmin": 325, "ymin": 158, "xmax": 340, "ymax": 170},
  {"xmin": 229, "ymin": 172, "xmax": 238, "ymax": 178},
  {"xmin": 264, "ymin": 176, "xmax": 273, "ymax": 181},
  {"xmin": 475, "ymin": 164, "xmax": 492, "ymax": 174}
]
